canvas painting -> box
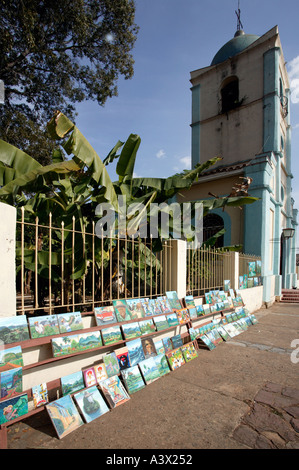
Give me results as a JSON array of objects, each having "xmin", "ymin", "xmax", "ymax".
[
  {"xmin": 165, "ymin": 291, "xmax": 181, "ymax": 310},
  {"xmin": 148, "ymin": 299, "xmax": 162, "ymax": 316},
  {"xmin": 112, "ymin": 299, "xmax": 132, "ymax": 322},
  {"xmin": 153, "ymin": 354, "xmax": 171, "ymax": 376},
  {"xmin": 249, "ymin": 314, "xmax": 258, "ymax": 325},
  {"xmin": 139, "ymin": 298, "xmax": 152, "ymax": 316},
  {"xmin": 103, "ymin": 352, "xmax": 120, "ymax": 377},
  {"xmin": 74, "ymin": 386, "xmax": 109, "ymax": 423},
  {"xmin": 101, "ymin": 325, "xmax": 123, "ymax": 346},
  {"xmin": 121, "ymin": 321, "xmax": 142, "ymax": 340},
  {"xmin": 57, "ymin": 311, "xmax": 83, "ymax": 333},
  {"xmin": 126, "ymin": 338, "xmax": 145, "ymax": 366},
  {"xmin": 139, "ymin": 357, "xmax": 160, "ymax": 384},
  {"xmin": 61, "ymin": 370, "xmax": 85, "ymax": 396},
  {"xmin": 0, "ymin": 345, "xmax": 23, "ymax": 373},
  {"xmin": 32, "ymin": 383, "xmax": 48, "ymax": 408},
  {"xmin": 188, "ymin": 307, "xmax": 197, "ymax": 320},
  {"xmin": 166, "ymin": 312, "xmax": 179, "ymax": 327},
  {"xmin": 94, "ymin": 363, "xmax": 108, "ymax": 383},
  {"xmin": 94, "ymin": 306, "xmax": 117, "ymax": 326},
  {"xmin": 153, "ymin": 339, "xmax": 165, "ymax": 355},
  {"xmin": 115, "ymin": 346, "xmax": 131, "ymax": 370},
  {"xmin": 28, "ymin": 314, "xmax": 60, "ymax": 339},
  {"xmin": 138, "ymin": 318, "xmax": 156, "ymax": 335},
  {"xmin": 196, "ymin": 305, "xmax": 204, "ymax": 316},
  {"xmin": 46, "ymin": 395, "xmax": 84, "ymax": 439},
  {"xmin": 247, "ymin": 277, "xmax": 254, "ymax": 288},
  {"xmin": 153, "ymin": 315, "xmax": 169, "ymax": 331},
  {"xmin": 224, "ymin": 280, "xmax": 231, "ymax": 292},
  {"xmin": 0, "ymin": 367, "xmax": 22, "ymax": 400},
  {"xmin": 141, "ymin": 337, "xmax": 157, "ymax": 359},
  {"xmin": 189, "ymin": 327, "xmax": 200, "ymax": 341},
  {"xmin": 99, "ymin": 375, "xmax": 130, "ymax": 408},
  {"xmin": 204, "ymin": 292, "xmax": 213, "ymax": 304},
  {"xmin": 77, "ymin": 331, "xmax": 103, "ymax": 351},
  {"xmin": 248, "ymin": 261, "xmax": 256, "ymax": 277},
  {"xmin": 121, "ymin": 365, "xmax": 145, "ymax": 394},
  {"xmin": 256, "ymin": 260, "xmax": 262, "ymax": 275},
  {"xmin": 126, "ymin": 299, "xmax": 145, "ymax": 319},
  {"xmin": 166, "ymin": 348, "xmax": 185, "ymax": 370},
  {"xmin": 176, "ymin": 308, "xmax": 190, "ymax": 324},
  {"xmin": 162, "ymin": 336, "xmax": 173, "ymax": 352},
  {"xmin": 202, "ymin": 304, "xmax": 210, "ymax": 315},
  {"xmin": 0, "ymin": 316, "xmax": 30, "ymax": 344},
  {"xmin": 156, "ymin": 296, "xmax": 173, "ymax": 314},
  {"xmin": 171, "ymin": 334, "xmax": 183, "ymax": 349},
  {"xmin": 217, "ymin": 326, "xmax": 230, "ymax": 341},
  {"xmin": 0, "ymin": 393, "xmax": 28, "ymax": 425},
  {"xmin": 184, "ymin": 295, "xmax": 196, "ymax": 307},
  {"xmin": 51, "ymin": 334, "xmax": 79, "ymax": 357},
  {"xmin": 200, "ymin": 335, "xmax": 216, "ymax": 350},
  {"xmin": 181, "ymin": 343, "xmax": 198, "ymax": 362},
  {"xmin": 83, "ymin": 367, "xmax": 97, "ymax": 388}
]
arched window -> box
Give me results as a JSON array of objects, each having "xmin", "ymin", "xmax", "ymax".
[
  {"xmin": 203, "ymin": 213, "xmax": 224, "ymax": 248},
  {"xmin": 221, "ymin": 76, "xmax": 239, "ymax": 113}
]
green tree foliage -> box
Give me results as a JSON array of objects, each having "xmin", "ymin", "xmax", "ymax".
[{"xmin": 0, "ymin": 0, "xmax": 139, "ymax": 164}]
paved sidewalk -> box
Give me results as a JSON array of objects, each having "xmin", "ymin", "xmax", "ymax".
[{"xmin": 6, "ymin": 302, "xmax": 299, "ymax": 450}]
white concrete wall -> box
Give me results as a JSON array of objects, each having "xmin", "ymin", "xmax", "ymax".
[{"xmin": 0, "ymin": 202, "xmax": 16, "ymax": 317}]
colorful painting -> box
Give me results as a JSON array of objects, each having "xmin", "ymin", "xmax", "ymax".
[
  {"xmin": 176, "ymin": 308, "xmax": 190, "ymax": 324},
  {"xmin": 153, "ymin": 339, "xmax": 165, "ymax": 355},
  {"xmin": 121, "ymin": 321, "xmax": 142, "ymax": 340},
  {"xmin": 61, "ymin": 371, "xmax": 85, "ymax": 395},
  {"xmin": 256, "ymin": 260, "xmax": 262, "ymax": 275},
  {"xmin": 166, "ymin": 348, "xmax": 185, "ymax": 370},
  {"xmin": 196, "ymin": 305, "xmax": 204, "ymax": 316},
  {"xmin": 0, "ymin": 393, "xmax": 28, "ymax": 425},
  {"xmin": 184, "ymin": 295, "xmax": 196, "ymax": 307},
  {"xmin": 188, "ymin": 307, "xmax": 197, "ymax": 320},
  {"xmin": 141, "ymin": 337, "xmax": 157, "ymax": 359},
  {"xmin": 171, "ymin": 334, "xmax": 183, "ymax": 349},
  {"xmin": 57, "ymin": 311, "xmax": 83, "ymax": 333},
  {"xmin": 126, "ymin": 338, "xmax": 145, "ymax": 366},
  {"xmin": 204, "ymin": 292, "xmax": 213, "ymax": 304},
  {"xmin": 217, "ymin": 326, "xmax": 230, "ymax": 341},
  {"xmin": 0, "ymin": 367, "xmax": 22, "ymax": 400},
  {"xmin": 189, "ymin": 327, "xmax": 200, "ymax": 341},
  {"xmin": 138, "ymin": 318, "xmax": 156, "ymax": 335},
  {"xmin": 199, "ymin": 334, "xmax": 216, "ymax": 350},
  {"xmin": 166, "ymin": 312, "xmax": 179, "ymax": 327},
  {"xmin": 99, "ymin": 375, "xmax": 130, "ymax": 408},
  {"xmin": 162, "ymin": 336, "xmax": 173, "ymax": 352},
  {"xmin": 157, "ymin": 296, "xmax": 173, "ymax": 314},
  {"xmin": 0, "ymin": 345, "xmax": 23, "ymax": 373},
  {"xmin": 148, "ymin": 299, "xmax": 162, "ymax": 315},
  {"xmin": 103, "ymin": 352, "xmax": 120, "ymax": 377},
  {"xmin": 153, "ymin": 315, "xmax": 169, "ymax": 331},
  {"xmin": 101, "ymin": 325, "xmax": 123, "ymax": 345},
  {"xmin": 83, "ymin": 367, "xmax": 97, "ymax": 388},
  {"xmin": 224, "ymin": 280, "xmax": 231, "ymax": 292},
  {"xmin": 112, "ymin": 299, "xmax": 132, "ymax": 322},
  {"xmin": 94, "ymin": 306, "xmax": 117, "ymax": 326},
  {"xmin": 74, "ymin": 386, "xmax": 109, "ymax": 423},
  {"xmin": 125, "ymin": 299, "xmax": 145, "ymax": 319},
  {"xmin": 115, "ymin": 346, "xmax": 131, "ymax": 370},
  {"xmin": 165, "ymin": 291, "xmax": 181, "ymax": 310},
  {"xmin": 28, "ymin": 314, "xmax": 60, "ymax": 339},
  {"xmin": 153, "ymin": 354, "xmax": 170, "ymax": 376},
  {"xmin": 46, "ymin": 395, "xmax": 84, "ymax": 439},
  {"xmin": 248, "ymin": 261, "xmax": 257, "ymax": 277},
  {"xmin": 32, "ymin": 383, "xmax": 48, "ymax": 408},
  {"xmin": 51, "ymin": 335, "xmax": 79, "ymax": 357},
  {"xmin": 181, "ymin": 343, "xmax": 198, "ymax": 362},
  {"xmin": 121, "ymin": 366, "xmax": 145, "ymax": 394},
  {"xmin": 139, "ymin": 298, "xmax": 152, "ymax": 316},
  {"xmin": 139, "ymin": 357, "xmax": 160, "ymax": 384},
  {"xmin": 94, "ymin": 363, "xmax": 108, "ymax": 383},
  {"xmin": 0, "ymin": 316, "xmax": 30, "ymax": 344}
]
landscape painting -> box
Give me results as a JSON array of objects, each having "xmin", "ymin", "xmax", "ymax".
[
  {"xmin": 166, "ymin": 312, "xmax": 179, "ymax": 327},
  {"xmin": 0, "ymin": 345, "xmax": 23, "ymax": 372},
  {"xmin": 101, "ymin": 325, "xmax": 123, "ymax": 346},
  {"xmin": 153, "ymin": 339, "xmax": 165, "ymax": 355},
  {"xmin": 121, "ymin": 321, "xmax": 142, "ymax": 340},
  {"xmin": 165, "ymin": 291, "xmax": 181, "ymax": 310},
  {"xmin": 139, "ymin": 357, "xmax": 160, "ymax": 384},
  {"xmin": 162, "ymin": 336, "xmax": 173, "ymax": 352},
  {"xmin": 0, "ymin": 367, "xmax": 22, "ymax": 400},
  {"xmin": 138, "ymin": 318, "xmax": 156, "ymax": 335},
  {"xmin": 153, "ymin": 315, "xmax": 169, "ymax": 331},
  {"xmin": 126, "ymin": 299, "xmax": 145, "ymax": 319},
  {"xmin": 32, "ymin": 383, "xmax": 48, "ymax": 408},
  {"xmin": 0, "ymin": 316, "xmax": 30, "ymax": 344},
  {"xmin": 28, "ymin": 314, "xmax": 60, "ymax": 339},
  {"xmin": 126, "ymin": 338, "xmax": 145, "ymax": 367},
  {"xmin": 103, "ymin": 352, "xmax": 120, "ymax": 377},
  {"xmin": 99, "ymin": 375, "xmax": 130, "ymax": 408},
  {"xmin": 94, "ymin": 306, "xmax": 117, "ymax": 326},
  {"xmin": 57, "ymin": 311, "xmax": 84, "ymax": 333},
  {"xmin": 74, "ymin": 386, "xmax": 109, "ymax": 423},
  {"xmin": 171, "ymin": 334, "xmax": 183, "ymax": 349},
  {"xmin": 52, "ymin": 331, "xmax": 103, "ymax": 357},
  {"xmin": 0, "ymin": 393, "xmax": 28, "ymax": 425},
  {"xmin": 248, "ymin": 261, "xmax": 256, "ymax": 277},
  {"xmin": 153, "ymin": 354, "xmax": 170, "ymax": 376},
  {"xmin": 46, "ymin": 395, "xmax": 84, "ymax": 439},
  {"xmin": 121, "ymin": 365, "xmax": 145, "ymax": 394},
  {"xmin": 184, "ymin": 295, "xmax": 195, "ymax": 307},
  {"xmin": 61, "ymin": 371, "xmax": 85, "ymax": 395}
]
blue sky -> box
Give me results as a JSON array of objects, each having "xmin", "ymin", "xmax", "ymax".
[{"xmin": 75, "ymin": 0, "xmax": 299, "ymax": 251}]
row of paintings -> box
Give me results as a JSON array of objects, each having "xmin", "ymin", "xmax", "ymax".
[{"xmin": 239, "ymin": 275, "xmax": 262, "ymax": 289}]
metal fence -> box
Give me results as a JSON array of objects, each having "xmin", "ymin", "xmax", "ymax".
[
  {"xmin": 16, "ymin": 208, "xmax": 172, "ymax": 316},
  {"xmin": 239, "ymin": 253, "xmax": 262, "ymax": 277}
]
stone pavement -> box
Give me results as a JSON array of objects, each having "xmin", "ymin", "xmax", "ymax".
[{"xmin": 5, "ymin": 301, "xmax": 299, "ymax": 451}]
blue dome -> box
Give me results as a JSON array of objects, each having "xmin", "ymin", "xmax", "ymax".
[{"xmin": 211, "ymin": 30, "xmax": 260, "ymax": 66}]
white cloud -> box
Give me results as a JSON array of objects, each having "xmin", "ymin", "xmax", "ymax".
[
  {"xmin": 293, "ymin": 123, "xmax": 299, "ymax": 130},
  {"xmin": 156, "ymin": 149, "xmax": 166, "ymax": 159},
  {"xmin": 288, "ymin": 56, "xmax": 299, "ymax": 104},
  {"xmin": 179, "ymin": 156, "xmax": 191, "ymax": 168}
]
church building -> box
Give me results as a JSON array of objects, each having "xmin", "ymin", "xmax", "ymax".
[{"xmin": 178, "ymin": 22, "xmax": 298, "ymax": 304}]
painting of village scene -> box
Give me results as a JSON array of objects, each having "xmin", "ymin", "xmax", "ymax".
[
  {"xmin": 0, "ymin": 367, "xmax": 22, "ymax": 400},
  {"xmin": 94, "ymin": 306, "xmax": 117, "ymax": 326},
  {"xmin": 28, "ymin": 314, "xmax": 60, "ymax": 339},
  {"xmin": 121, "ymin": 365, "xmax": 145, "ymax": 394},
  {"xmin": 99, "ymin": 375, "xmax": 130, "ymax": 408},
  {"xmin": 51, "ymin": 331, "xmax": 102, "ymax": 357},
  {"xmin": 138, "ymin": 318, "xmax": 156, "ymax": 335},
  {"xmin": 57, "ymin": 311, "xmax": 84, "ymax": 333},
  {"xmin": 46, "ymin": 395, "xmax": 84, "ymax": 439},
  {"xmin": 0, "ymin": 345, "xmax": 23, "ymax": 373},
  {"xmin": 0, "ymin": 393, "xmax": 28, "ymax": 425},
  {"xmin": 121, "ymin": 322, "xmax": 142, "ymax": 340},
  {"xmin": 101, "ymin": 325, "xmax": 123, "ymax": 346},
  {"xmin": 74, "ymin": 386, "xmax": 109, "ymax": 423},
  {"xmin": 181, "ymin": 343, "xmax": 198, "ymax": 362},
  {"xmin": 0, "ymin": 316, "xmax": 30, "ymax": 344},
  {"xmin": 139, "ymin": 357, "xmax": 160, "ymax": 384},
  {"xmin": 61, "ymin": 371, "xmax": 85, "ymax": 396}
]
